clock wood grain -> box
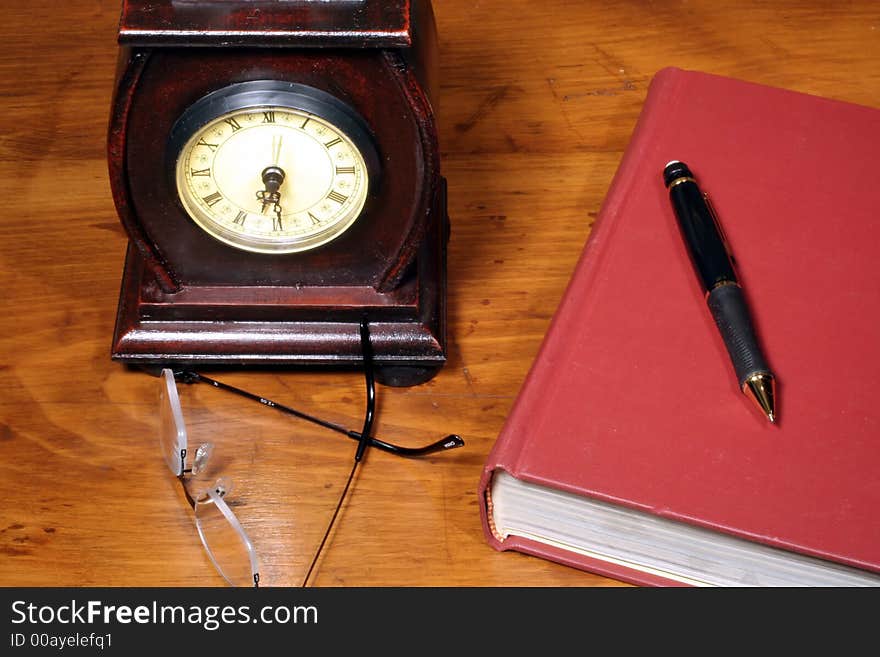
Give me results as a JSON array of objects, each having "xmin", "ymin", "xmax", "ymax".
[{"xmin": 1, "ymin": 0, "xmax": 879, "ymax": 587}]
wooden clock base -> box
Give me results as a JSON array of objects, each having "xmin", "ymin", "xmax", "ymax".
[{"xmin": 112, "ymin": 186, "xmax": 448, "ymax": 388}]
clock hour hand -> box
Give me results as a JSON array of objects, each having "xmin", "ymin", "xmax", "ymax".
[{"xmin": 256, "ymin": 165, "xmax": 285, "ymax": 228}]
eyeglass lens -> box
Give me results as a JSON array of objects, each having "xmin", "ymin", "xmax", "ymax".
[
  {"xmin": 194, "ymin": 486, "xmax": 260, "ymax": 588},
  {"xmin": 159, "ymin": 369, "xmax": 187, "ymax": 476}
]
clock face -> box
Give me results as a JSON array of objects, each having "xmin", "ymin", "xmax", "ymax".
[{"xmin": 175, "ymin": 105, "xmax": 370, "ymax": 254}]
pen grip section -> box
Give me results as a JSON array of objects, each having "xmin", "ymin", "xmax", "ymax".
[{"xmin": 706, "ymin": 284, "xmax": 770, "ymax": 386}]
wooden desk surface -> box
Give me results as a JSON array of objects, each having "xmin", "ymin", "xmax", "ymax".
[{"xmin": 1, "ymin": 1, "xmax": 878, "ymax": 587}]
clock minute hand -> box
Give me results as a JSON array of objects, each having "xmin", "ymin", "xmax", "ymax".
[{"xmin": 272, "ymin": 134, "xmax": 283, "ymax": 166}]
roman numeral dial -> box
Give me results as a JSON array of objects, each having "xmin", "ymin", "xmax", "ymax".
[{"xmin": 175, "ymin": 102, "xmax": 371, "ymax": 254}]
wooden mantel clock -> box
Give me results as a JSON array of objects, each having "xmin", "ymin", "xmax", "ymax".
[{"xmin": 108, "ymin": 0, "xmax": 447, "ymax": 386}]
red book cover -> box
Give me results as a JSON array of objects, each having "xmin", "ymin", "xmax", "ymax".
[{"xmin": 478, "ymin": 67, "xmax": 880, "ymax": 586}]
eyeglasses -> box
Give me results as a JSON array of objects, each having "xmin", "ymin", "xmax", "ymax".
[{"xmin": 158, "ymin": 320, "xmax": 463, "ymax": 586}]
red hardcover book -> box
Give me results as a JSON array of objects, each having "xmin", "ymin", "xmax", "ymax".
[{"xmin": 478, "ymin": 67, "xmax": 880, "ymax": 587}]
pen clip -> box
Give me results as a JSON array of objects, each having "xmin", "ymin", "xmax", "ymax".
[{"xmin": 703, "ymin": 192, "xmax": 737, "ymax": 269}]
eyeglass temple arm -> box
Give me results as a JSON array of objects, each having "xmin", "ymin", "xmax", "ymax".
[
  {"xmin": 354, "ymin": 319, "xmax": 375, "ymax": 463},
  {"xmin": 175, "ymin": 371, "xmax": 464, "ymax": 458}
]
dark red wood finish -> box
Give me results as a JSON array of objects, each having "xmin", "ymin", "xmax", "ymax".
[
  {"xmin": 119, "ymin": 0, "xmax": 412, "ymax": 48},
  {"xmin": 108, "ymin": 0, "xmax": 447, "ymax": 386}
]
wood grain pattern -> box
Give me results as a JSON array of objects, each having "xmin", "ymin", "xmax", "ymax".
[{"xmin": 1, "ymin": 0, "xmax": 878, "ymax": 587}]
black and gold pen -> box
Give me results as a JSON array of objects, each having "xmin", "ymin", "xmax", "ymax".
[{"xmin": 663, "ymin": 160, "xmax": 777, "ymax": 423}]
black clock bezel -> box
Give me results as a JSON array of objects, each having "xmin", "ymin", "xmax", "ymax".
[{"xmin": 167, "ymin": 80, "xmax": 382, "ymax": 220}]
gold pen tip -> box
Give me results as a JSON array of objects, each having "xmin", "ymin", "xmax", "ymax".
[{"xmin": 743, "ymin": 373, "xmax": 777, "ymax": 425}]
